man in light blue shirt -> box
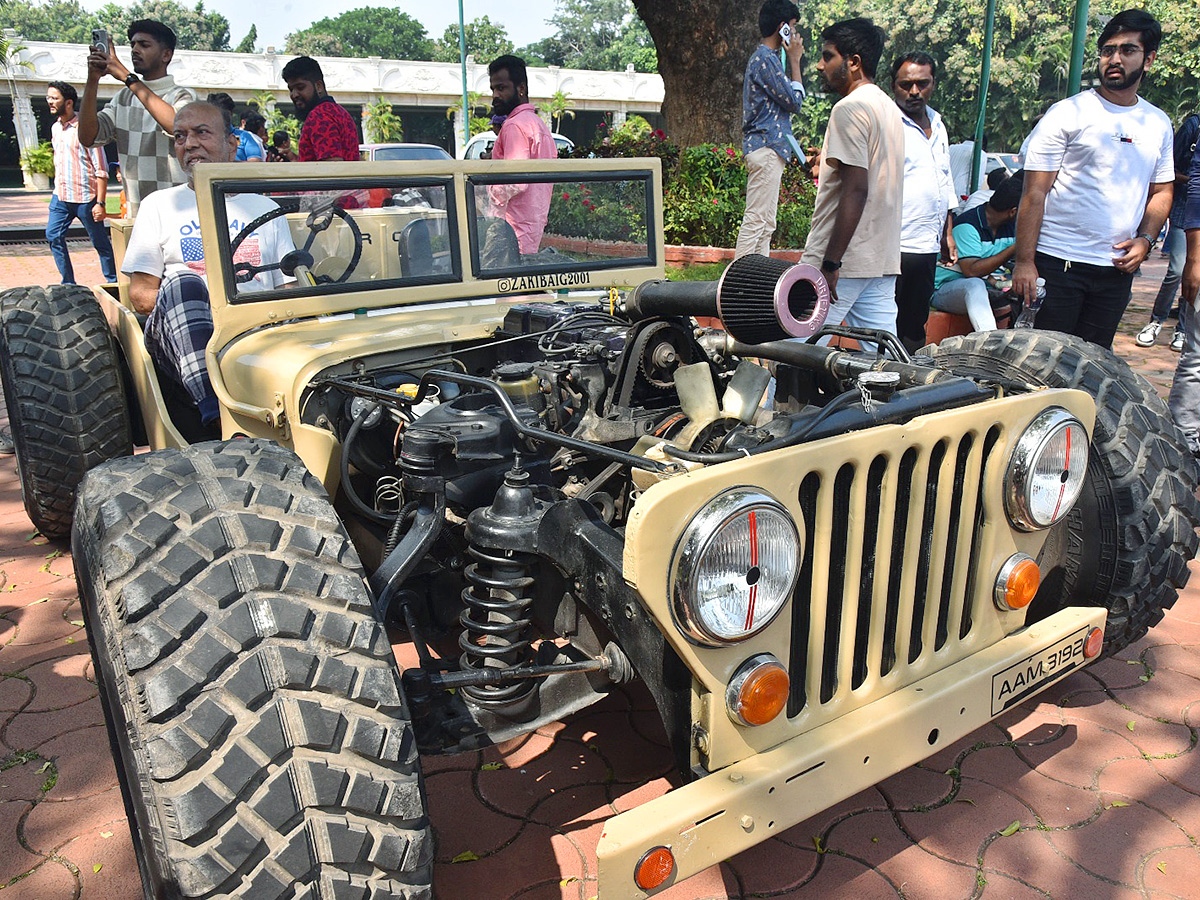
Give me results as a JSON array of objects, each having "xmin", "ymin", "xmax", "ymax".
[{"xmin": 734, "ymin": 0, "xmax": 806, "ymax": 259}]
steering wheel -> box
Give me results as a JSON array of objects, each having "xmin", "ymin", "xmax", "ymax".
[{"xmin": 231, "ymin": 201, "xmax": 363, "ymax": 285}]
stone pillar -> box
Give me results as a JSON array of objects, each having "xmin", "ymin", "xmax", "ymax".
[
  {"xmin": 612, "ymin": 109, "xmax": 627, "ymax": 128},
  {"xmin": 12, "ymin": 84, "xmax": 42, "ymax": 189}
]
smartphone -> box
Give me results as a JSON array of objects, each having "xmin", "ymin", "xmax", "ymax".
[
  {"xmin": 779, "ymin": 23, "xmax": 792, "ymax": 47},
  {"xmin": 91, "ymin": 28, "xmax": 109, "ymax": 54}
]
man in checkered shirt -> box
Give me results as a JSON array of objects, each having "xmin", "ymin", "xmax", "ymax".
[
  {"xmin": 121, "ymin": 102, "xmax": 296, "ymax": 431},
  {"xmin": 79, "ymin": 19, "xmax": 196, "ymax": 216}
]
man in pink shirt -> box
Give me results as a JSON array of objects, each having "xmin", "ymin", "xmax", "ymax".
[{"xmin": 488, "ymin": 55, "xmax": 556, "ymax": 254}]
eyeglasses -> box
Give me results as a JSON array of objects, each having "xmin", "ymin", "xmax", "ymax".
[{"xmin": 1098, "ymin": 43, "xmax": 1144, "ymax": 59}]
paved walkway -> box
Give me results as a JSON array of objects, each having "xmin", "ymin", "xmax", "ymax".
[{"xmin": 1, "ymin": 197, "xmax": 1198, "ymax": 897}]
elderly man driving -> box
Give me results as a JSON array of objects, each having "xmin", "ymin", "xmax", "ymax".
[{"xmin": 121, "ymin": 100, "xmax": 296, "ymax": 427}]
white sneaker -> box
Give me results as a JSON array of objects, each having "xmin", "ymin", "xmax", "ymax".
[
  {"xmin": 1136, "ymin": 321, "xmax": 1162, "ymax": 347},
  {"xmin": 1172, "ymin": 329, "xmax": 1185, "ymax": 352}
]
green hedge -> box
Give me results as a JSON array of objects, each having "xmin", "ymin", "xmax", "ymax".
[{"xmin": 571, "ymin": 118, "xmax": 816, "ymax": 250}]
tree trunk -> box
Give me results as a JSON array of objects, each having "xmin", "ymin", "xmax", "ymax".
[{"xmin": 633, "ymin": 0, "xmax": 759, "ymax": 147}]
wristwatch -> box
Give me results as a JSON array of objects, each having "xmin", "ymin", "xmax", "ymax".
[
  {"xmin": 123, "ymin": 72, "xmax": 140, "ymax": 87},
  {"xmin": 1136, "ymin": 231, "xmax": 1158, "ymax": 250},
  {"xmin": 821, "ymin": 258, "xmax": 842, "ymax": 273}
]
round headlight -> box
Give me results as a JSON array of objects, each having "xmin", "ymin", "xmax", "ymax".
[
  {"xmin": 671, "ymin": 489, "xmax": 801, "ymax": 646},
  {"xmin": 1005, "ymin": 408, "xmax": 1089, "ymax": 531}
]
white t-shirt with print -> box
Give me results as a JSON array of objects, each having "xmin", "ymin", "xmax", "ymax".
[
  {"xmin": 122, "ymin": 184, "xmax": 296, "ymax": 292},
  {"xmin": 1024, "ymin": 90, "xmax": 1173, "ymax": 267}
]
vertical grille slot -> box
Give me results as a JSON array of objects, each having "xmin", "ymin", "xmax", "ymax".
[
  {"xmin": 881, "ymin": 448, "xmax": 918, "ymax": 676},
  {"xmin": 851, "ymin": 456, "xmax": 888, "ymax": 689},
  {"xmin": 908, "ymin": 440, "xmax": 948, "ymax": 663},
  {"xmin": 819, "ymin": 464, "xmax": 855, "ymax": 703},
  {"xmin": 960, "ymin": 426, "xmax": 1002, "ymax": 639},
  {"xmin": 787, "ymin": 472, "xmax": 821, "ymax": 717},
  {"xmin": 935, "ymin": 435, "xmax": 974, "ymax": 650}
]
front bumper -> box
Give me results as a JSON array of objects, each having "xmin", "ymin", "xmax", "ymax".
[{"xmin": 595, "ymin": 605, "xmax": 1105, "ymax": 898}]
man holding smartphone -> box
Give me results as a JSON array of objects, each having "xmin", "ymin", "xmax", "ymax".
[
  {"xmin": 734, "ymin": 1, "xmax": 806, "ymax": 260},
  {"xmin": 79, "ymin": 19, "xmax": 196, "ymax": 216}
]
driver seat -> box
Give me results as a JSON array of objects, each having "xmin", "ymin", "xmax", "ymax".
[{"xmin": 398, "ymin": 219, "xmax": 434, "ymax": 277}]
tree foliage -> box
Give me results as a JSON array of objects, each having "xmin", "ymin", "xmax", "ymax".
[
  {"xmin": 633, "ymin": 0, "xmax": 1200, "ymax": 150},
  {"xmin": 6, "ymin": 0, "xmax": 96, "ymax": 45},
  {"xmin": 526, "ymin": 0, "xmax": 656, "ymax": 72},
  {"xmin": 234, "ymin": 23, "xmax": 257, "ymax": 54},
  {"xmin": 433, "ymin": 16, "xmax": 513, "ymax": 64},
  {"xmin": 543, "ymin": 90, "xmax": 577, "ymax": 132},
  {"xmin": 363, "ymin": 97, "xmax": 404, "ymax": 143},
  {"xmin": 95, "ymin": 0, "xmax": 231, "ymax": 51},
  {"xmin": 285, "ymin": 8, "xmax": 433, "ymax": 60}
]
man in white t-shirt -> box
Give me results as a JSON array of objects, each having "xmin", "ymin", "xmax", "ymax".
[
  {"xmin": 800, "ymin": 18, "xmax": 904, "ymax": 337},
  {"xmin": 1013, "ymin": 8, "xmax": 1174, "ymax": 348},
  {"xmin": 122, "ymin": 101, "xmax": 295, "ymax": 427}
]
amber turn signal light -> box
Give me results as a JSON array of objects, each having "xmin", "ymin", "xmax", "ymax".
[
  {"xmin": 726, "ymin": 654, "xmax": 790, "ymax": 727},
  {"xmin": 634, "ymin": 846, "xmax": 675, "ymax": 891},
  {"xmin": 993, "ymin": 553, "xmax": 1040, "ymax": 611},
  {"xmin": 1083, "ymin": 626, "xmax": 1104, "ymax": 658}
]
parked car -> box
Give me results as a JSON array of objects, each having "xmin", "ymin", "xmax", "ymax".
[
  {"xmin": 2, "ymin": 156, "xmax": 1196, "ymax": 900},
  {"xmin": 360, "ymin": 142, "xmax": 452, "ymax": 162},
  {"xmin": 461, "ymin": 131, "xmax": 574, "ymax": 159},
  {"xmin": 949, "ymin": 143, "xmax": 1021, "ymax": 199}
]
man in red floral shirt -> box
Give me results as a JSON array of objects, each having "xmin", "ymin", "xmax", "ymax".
[{"xmin": 282, "ymin": 56, "xmax": 359, "ymax": 162}]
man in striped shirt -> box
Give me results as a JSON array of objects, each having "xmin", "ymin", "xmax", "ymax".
[
  {"xmin": 79, "ymin": 19, "xmax": 196, "ymax": 216},
  {"xmin": 46, "ymin": 80, "xmax": 116, "ymax": 283}
]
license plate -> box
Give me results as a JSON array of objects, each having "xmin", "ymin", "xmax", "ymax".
[{"xmin": 991, "ymin": 626, "xmax": 1091, "ymax": 715}]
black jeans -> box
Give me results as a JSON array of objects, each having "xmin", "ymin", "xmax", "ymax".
[
  {"xmin": 895, "ymin": 252, "xmax": 938, "ymax": 351},
  {"xmin": 1033, "ymin": 252, "xmax": 1135, "ymax": 349}
]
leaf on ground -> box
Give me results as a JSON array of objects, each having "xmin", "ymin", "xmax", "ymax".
[
  {"xmin": 561, "ymin": 877, "xmax": 580, "ymax": 886},
  {"xmin": 92, "ymin": 863, "xmax": 102, "ymax": 874},
  {"xmin": 37, "ymin": 761, "xmax": 51, "ymax": 773},
  {"xmin": 1139, "ymin": 674, "xmax": 1151, "ymax": 682},
  {"xmin": 25, "ymin": 531, "xmax": 40, "ymax": 542},
  {"xmin": 1108, "ymin": 800, "xmax": 1129, "ymax": 808},
  {"xmin": 998, "ymin": 820, "xmax": 1021, "ymax": 836},
  {"xmin": 100, "ymin": 831, "xmax": 112, "ymax": 838},
  {"xmin": 1126, "ymin": 660, "xmax": 1140, "ymax": 665},
  {"xmin": 1157, "ymin": 861, "xmax": 1167, "ymax": 874},
  {"xmin": 479, "ymin": 762, "xmax": 503, "ymax": 771},
  {"xmin": 871, "ymin": 836, "xmax": 879, "ymax": 843},
  {"xmin": 1126, "ymin": 721, "xmax": 1136, "ymax": 732},
  {"xmin": 44, "ymin": 550, "xmax": 63, "ymax": 561},
  {"xmin": 812, "ymin": 835, "xmax": 825, "ymax": 854},
  {"xmin": 70, "ymin": 620, "xmax": 84, "ymax": 627},
  {"xmin": 451, "ymin": 850, "xmax": 480, "ymax": 863},
  {"xmin": 956, "ymin": 798, "xmax": 977, "ymax": 806}
]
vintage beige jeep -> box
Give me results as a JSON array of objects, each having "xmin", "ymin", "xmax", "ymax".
[{"xmin": 1, "ymin": 158, "xmax": 1196, "ymax": 899}]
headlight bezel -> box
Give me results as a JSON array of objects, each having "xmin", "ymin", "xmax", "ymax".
[
  {"xmin": 1005, "ymin": 407, "xmax": 1089, "ymax": 531},
  {"xmin": 670, "ymin": 487, "xmax": 801, "ymax": 647}
]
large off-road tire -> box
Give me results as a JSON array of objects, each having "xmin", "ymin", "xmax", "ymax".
[
  {"xmin": 73, "ymin": 439, "xmax": 433, "ymax": 899},
  {"xmin": 0, "ymin": 284, "xmax": 132, "ymax": 539},
  {"xmin": 932, "ymin": 330, "xmax": 1200, "ymax": 653}
]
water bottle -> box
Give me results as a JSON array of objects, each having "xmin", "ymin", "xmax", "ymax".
[{"xmin": 1015, "ymin": 278, "xmax": 1046, "ymax": 329}]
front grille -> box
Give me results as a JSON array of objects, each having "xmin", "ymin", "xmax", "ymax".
[{"xmin": 787, "ymin": 425, "xmax": 1002, "ymax": 718}]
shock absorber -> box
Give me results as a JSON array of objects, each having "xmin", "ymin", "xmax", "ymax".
[{"xmin": 458, "ymin": 463, "xmax": 546, "ymax": 712}]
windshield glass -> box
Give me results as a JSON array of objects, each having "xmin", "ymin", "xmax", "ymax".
[
  {"xmin": 373, "ymin": 146, "xmax": 452, "ymax": 161},
  {"xmin": 467, "ymin": 172, "xmax": 653, "ymax": 278},
  {"xmin": 208, "ymin": 169, "xmax": 655, "ymax": 303}
]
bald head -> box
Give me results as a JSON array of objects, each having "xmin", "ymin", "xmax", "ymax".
[{"xmin": 173, "ymin": 101, "xmax": 239, "ymax": 182}]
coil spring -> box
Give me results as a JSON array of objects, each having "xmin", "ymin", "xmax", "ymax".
[{"xmin": 458, "ymin": 543, "xmax": 536, "ymax": 705}]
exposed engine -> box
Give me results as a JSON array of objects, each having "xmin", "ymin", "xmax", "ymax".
[{"xmin": 296, "ymin": 255, "xmax": 996, "ymax": 754}]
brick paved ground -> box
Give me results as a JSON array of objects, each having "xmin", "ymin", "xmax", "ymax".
[{"xmin": 1, "ymin": 214, "xmax": 1198, "ymax": 898}]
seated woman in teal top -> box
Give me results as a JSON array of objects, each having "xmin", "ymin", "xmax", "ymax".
[{"xmin": 931, "ymin": 172, "xmax": 1023, "ymax": 331}]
